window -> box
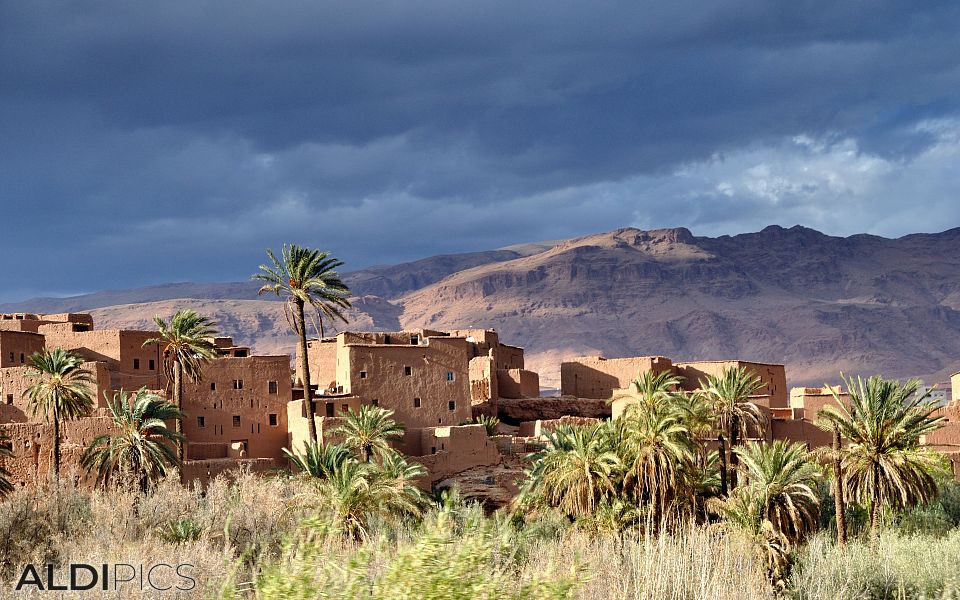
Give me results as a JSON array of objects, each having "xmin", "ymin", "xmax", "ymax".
[
  {"xmin": 197, "ymin": 416, "xmax": 205, "ymax": 428},
  {"xmin": 359, "ymin": 371, "xmax": 367, "ymax": 379},
  {"xmin": 268, "ymin": 413, "xmax": 278, "ymax": 426},
  {"xmin": 19, "ymin": 353, "xmax": 24, "ymax": 363},
  {"xmin": 413, "ymin": 397, "xmax": 421, "ymax": 408},
  {"xmin": 446, "ymin": 371, "xmax": 455, "ymax": 381},
  {"xmin": 5, "ymin": 394, "xmax": 12, "ymax": 405},
  {"xmin": 133, "ymin": 358, "xmax": 140, "ymax": 370},
  {"xmin": 268, "ymin": 381, "xmax": 278, "ymax": 394},
  {"xmin": 210, "ymin": 382, "xmax": 216, "ymax": 391},
  {"xmin": 404, "ymin": 366, "xmax": 412, "ymax": 376},
  {"xmin": 326, "ymin": 403, "xmax": 335, "ymax": 417},
  {"xmin": 342, "ymin": 404, "xmax": 349, "ymax": 413},
  {"xmin": 448, "ymin": 401, "xmax": 456, "ymax": 411},
  {"xmin": 8, "ymin": 352, "xmax": 12, "ymax": 362},
  {"xmin": 384, "ymin": 334, "xmax": 391, "ymax": 344},
  {"xmin": 233, "ymin": 379, "xmax": 243, "ymax": 390},
  {"xmin": 234, "ymin": 349, "xmax": 248, "ymax": 357},
  {"xmin": 430, "ymin": 447, "xmax": 436, "ymax": 454},
  {"xmin": 149, "ymin": 359, "xmax": 155, "ymax": 370},
  {"xmin": 410, "ymin": 335, "xmax": 419, "ymax": 345},
  {"xmin": 232, "ymin": 415, "xmax": 241, "ymax": 427},
  {"xmin": 371, "ymin": 399, "xmax": 379, "ymax": 407}
]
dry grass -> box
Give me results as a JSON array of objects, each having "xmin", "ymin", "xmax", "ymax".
[{"xmin": 0, "ymin": 471, "xmax": 957, "ymax": 599}]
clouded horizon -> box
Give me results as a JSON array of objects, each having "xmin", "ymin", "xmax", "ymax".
[{"xmin": 2, "ymin": 1, "xmax": 960, "ymax": 302}]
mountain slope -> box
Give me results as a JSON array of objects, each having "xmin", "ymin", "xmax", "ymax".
[{"xmin": 6, "ymin": 225, "xmax": 960, "ymax": 389}]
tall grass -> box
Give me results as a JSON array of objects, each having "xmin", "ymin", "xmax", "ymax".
[{"xmin": 0, "ymin": 471, "xmax": 957, "ymax": 599}]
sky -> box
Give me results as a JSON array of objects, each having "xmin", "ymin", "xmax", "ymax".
[{"xmin": 2, "ymin": 1, "xmax": 960, "ymax": 302}]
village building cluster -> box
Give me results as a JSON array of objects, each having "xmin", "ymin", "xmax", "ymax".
[{"xmin": 1, "ymin": 311, "xmax": 959, "ymax": 494}]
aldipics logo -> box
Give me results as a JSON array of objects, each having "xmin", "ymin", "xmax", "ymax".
[{"xmin": 14, "ymin": 563, "xmax": 196, "ymax": 593}]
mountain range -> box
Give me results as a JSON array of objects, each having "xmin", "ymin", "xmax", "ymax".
[{"xmin": 5, "ymin": 225, "xmax": 960, "ymax": 389}]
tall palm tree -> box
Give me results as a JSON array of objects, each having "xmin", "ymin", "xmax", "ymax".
[
  {"xmin": 617, "ymin": 403, "xmax": 695, "ymax": 525},
  {"xmin": 733, "ymin": 440, "xmax": 821, "ymax": 545},
  {"xmin": 525, "ymin": 423, "xmax": 621, "ymax": 518},
  {"xmin": 284, "ymin": 441, "xmax": 353, "ymax": 479},
  {"xmin": 25, "ymin": 348, "xmax": 95, "ymax": 483},
  {"xmin": 144, "ymin": 309, "xmax": 218, "ymax": 463},
  {"xmin": 0, "ymin": 430, "xmax": 13, "ymax": 499},
  {"xmin": 700, "ymin": 367, "xmax": 766, "ymax": 495},
  {"xmin": 334, "ymin": 405, "xmax": 405, "ymax": 463},
  {"xmin": 818, "ymin": 375, "xmax": 945, "ymax": 542},
  {"xmin": 253, "ymin": 245, "xmax": 351, "ymax": 444},
  {"xmin": 80, "ymin": 388, "xmax": 183, "ymax": 493}
]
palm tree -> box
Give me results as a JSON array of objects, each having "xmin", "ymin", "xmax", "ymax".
[
  {"xmin": 334, "ymin": 405, "xmax": 405, "ymax": 463},
  {"xmin": 80, "ymin": 388, "xmax": 183, "ymax": 493},
  {"xmin": 813, "ymin": 415, "xmax": 848, "ymax": 547},
  {"xmin": 25, "ymin": 348, "xmax": 95, "ymax": 483},
  {"xmin": 612, "ymin": 370, "xmax": 685, "ymax": 414},
  {"xmin": 317, "ymin": 459, "xmax": 424, "ymax": 540},
  {"xmin": 733, "ymin": 441, "xmax": 821, "ymax": 545},
  {"xmin": 525, "ymin": 423, "xmax": 621, "ymax": 518},
  {"xmin": 284, "ymin": 441, "xmax": 353, "ymax": 479},
  {"xmin": 0, "ymin": 430, "xmax": 13, "ymax": 499},
  {"xmin": 700, "ymin": 367, "xmax": 766, "ymax": 495},
  {"xmin": 144, "ymin": 309, "xmax": 218, "ymax": 463},
  {"xmin": 253, "ymin": 245, "xmax": 351, "ymax": 444},
  {"xmin": 818, "ymin": 375, "xmax": 945, "ymax": 542},
  {"xmin": 617, "ymin": 403, "xmax": 695, "ymax": 525},
  {"xmin": 720, "ymin": 441, "xmax": 820, "ymax": 586}
]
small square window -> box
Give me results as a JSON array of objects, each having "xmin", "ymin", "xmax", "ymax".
[
  {"xmin": 342, "ymin": 404, "xmax": 349, "ymax": 413},
  {"xmin": 326, "ymin": 402, "xmax": 335, "ymax": 417},
  {"xmin": 371, "ymin": 399, "xmax": 379, "ymax": 407},
  {"xmin": 268, "ymin": 381, "xmax": 278, "ymax": 394},
  {"xmin": 5, "ymin": 394, "xmax": 12, "ymax": 405},
  {"xmin": 269, "ymin": 413, "xmax": 278, "ymax": 426},
  {"xmin": 359, "ymin": 371, "xmax": 367, "ymax": 379},
  {"xmin": 413, "ymin": 397, "xmax": 421, "ymax": 408},
  {"xmin": 8, "ymin": 352, "xmax": 13, "ymax": 362},
  {"xmin": 410, "ymin": 335, "xmax": 419, "ymax": 345},
  {"xmin": 197, "ymin": 416, "xmax": 206, "ymax": 428},
  {"xmin": 210, "ymin": 382, "xmax": 216, "ymax": 391},
  {"xmin": 404, "ymin": 366, "xmax": 412, "ymax": 376},
  {"xmin": 233, "ymin": 380, "xmax": 243, "ymax": 390},
  {"xmin": 232, "ymin": 415, "xmax": 241, "ymax": 427},
  {"xmin": 446, "ymin": 371, "xmax": 455, "ymax": 381},
  {"xmin": 448, "ymin": 401, "xmax": 456, "ymax": 411},
  {"xmin": 149, "ymin": 359, "xmax": 155, "ymax": 370},
  {"xmin": 431, "ymin": 446, "xmax": 436, "ymax": 454},
  {"xmin": 133, "ymin": 358, "xmax": 140, "ymax": 370}
]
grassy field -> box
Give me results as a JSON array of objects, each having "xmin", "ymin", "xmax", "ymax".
[{"xmin": 1, "ymin": 470, "xmax": 958, "ymax": 599}]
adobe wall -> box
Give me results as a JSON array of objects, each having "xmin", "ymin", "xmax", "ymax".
[
  {"xmin": 495, "ymin": 344, "xmax": 525, "ymax": 370},
  {"xmin": 181, "ymin": 355, "xmax": 292, "ymax": 460},
  {"xmin": 0, "ymin": 331, "xmax": 46, "ymax": 368},
  {"xmin": 952, "ymin": 373, "xmax": 960, "ymax": 403},
  {"xmin": 560, "ymin": 356, "xmax": 674, "ymax": 399},
  {"xmin": 38, "ymin": 328, "xmax": 164, "ymax": 391},
  {"xmin": 674, "ymin": 361, "xmax": 788, "ymax": 408},
  {"xmin": 496, "ymin": 369, "xmax": 539, "ymax": 399},
  {"xmin": 0, "ymin": 416, "xmax": 118, "ymax": 488},
  {"xmin": 301, "ymin": 338, "xmax": 338, "ymax": 389},
  {"xmin": 1, "ymin": 361, "xmax": 112, "ymax": 423},
  {"xmin": 770, "ymin": 419, "xmax": 832, "ymax": 449},
  {"xmin": 407, "ymin": 424, "xmax": 501, "ymax": 485},
  {"xmin": 789, "ymin": 386, "xmax": 849, "ymax": 420},
  {"xmin": 469, "ymin": 356, "xmax": 496, "ymax": 405},
  {"xmin": 343, "ymin": 337, "xmax": 473, "ymax": 428}
]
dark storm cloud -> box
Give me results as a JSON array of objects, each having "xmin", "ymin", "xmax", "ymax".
[{"xmin": 2, "ymin": 0, "xmax": 960, "ymax": 301}]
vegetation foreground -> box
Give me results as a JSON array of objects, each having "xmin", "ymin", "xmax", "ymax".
[{"xmin": 0, "ymin": 471, "xmax": 958, "ymax": 599}]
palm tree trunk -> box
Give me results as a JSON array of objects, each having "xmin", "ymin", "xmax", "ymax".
[
  {"xmin": 729, "ymin": 415, "xmax": 739, "ymax": 490},
  {"xmin": 174, "ymin": 360, "xmax": 184, "ymax": 464},
  {"xmin": 870, "ymin": 499, "xmax": 880, "ymax": 546},
  {"xmin": 832, "ymin": 427, "xmax": 847, "ymax": 548},
  {"xmin": 718, "ymin": 432, "xmax": 728, "ymax": 496},
  {"xmin": 296, "ymin": 298, "xmax": 318, "ymax": 444},
  {"xmin": 53, "ymin": 403, "xmax": 61, "ymax": 484}
]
